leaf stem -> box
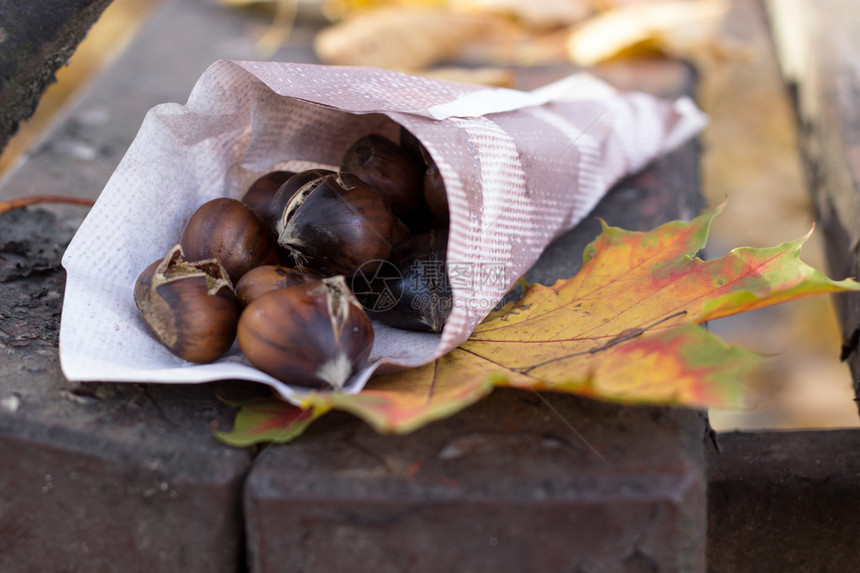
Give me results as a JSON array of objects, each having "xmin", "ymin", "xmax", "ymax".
[
  {"xmin": 0, "ymin": 195, "xmax": 96, "ymax": 215},
  {"xmin": 521, "ymin": 310, "xmax": 688, "ymax": 374}
]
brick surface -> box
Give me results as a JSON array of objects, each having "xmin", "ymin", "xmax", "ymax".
[
  {"xmin": 707, "ymin": 429, "xmax": 860, "ymax": 572},
  {"xmin": 246, "ymin": 391, "xmax": 706, "ymax": 573}
]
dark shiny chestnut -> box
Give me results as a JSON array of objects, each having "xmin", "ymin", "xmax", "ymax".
[
  {"xmin": 134, "ymin": 244, "xmax": 239, "ymax": 363},
  {"xmin": 241, "ymin": 170, "xmax": 295, "ymax": 223},
  {"xmin": 180, "ymin": 197, "xmax": 281, "ymax": 284},
  {"xmin": 390, "ymin": 216, "xmax": 411, "ymax": 247},
  {"xmin": 269, "ymin": 168, "xmax": 335, "ymax": 236},
  {"xmin": 420, "ymin": 146, "xmax": 449, "ymax": 227},
  {"xmin": 277, "ymin": 172, "xmax": 396, "ymax": 276},
  {"xmin": 357, "ymin": 229, "xmax": 451, "ymax": 332},
  {"xmin": 234, "ymin": 264, "xmax": 317, "ymax": 307},
  {"xmin": 399, "ymin": 126, "xmax": 426, "ymax": 166},
  {"xmin": 237, "ymin": 276, "xmax": 374, "ymax": 389},
  {"xmin": 341, "ymin": 134, "xmax": 424, "ymax": 219},
  {"xmin": 399, "ymin": 129, "xmax": 448, "ymax": 228}
]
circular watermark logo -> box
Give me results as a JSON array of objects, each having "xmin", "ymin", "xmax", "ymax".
[{"xmin": 351, "ymin": 259, "xmax": 403, "ymax": 313}]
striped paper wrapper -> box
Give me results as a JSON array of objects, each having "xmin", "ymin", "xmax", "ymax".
[{"xmin": 59, "ymin": 61, "xmax": 706, "ymax": 402}]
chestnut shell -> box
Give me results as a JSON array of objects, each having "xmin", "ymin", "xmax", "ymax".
[
  {"xmin": 399, "ymin": 126, "xmax": 426, "ymax": 166},
  {"xmin": 237, "ymin": 276, "xmax": 374, "ymax": 389},
  {"xmin": 399, "ymin": 128, "xmax": 448, "ymax": 229},
  {"xmin": 277, "ymin": 172, "xmax": 395, "ymax": 277},
  {"xmin": 357, "ymin": 229, "xmax": 451, "ymax": 332},
  {"xmin": 421, "ymin": 148, "xmax": 449, "ymax": 227},
  {"xmin": 180, "ymin": 197, "xmax": 281, "ymax": 284},
  {"xmin": 341, "ymin": 134, "xmax": 424, "ymax": 219},
  {"xmin": 269, "ymin": 168, "xmax": 335, "ymax": 236},
  {"xmin": 242, "ymin": 170, "xmax": 295, "ymax": 223},
  {"xmin": 234, "ymin": 264, "xmax": 317, "ymax": 307},
  {"xmin": 134, "ymin": 245, "xmax": 239, "ymax": 363}
]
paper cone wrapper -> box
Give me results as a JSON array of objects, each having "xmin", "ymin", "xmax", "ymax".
[{"xmin": 59, "ymin": 61, "xmax": 706, "ymax": 402}]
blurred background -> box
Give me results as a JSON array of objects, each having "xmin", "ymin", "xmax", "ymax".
[{"xmin": 2, "ymin": 0, "xmax": 857, "ymax": 431}]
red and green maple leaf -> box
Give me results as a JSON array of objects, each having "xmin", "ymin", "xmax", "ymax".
[{"xmin": 216, "ymin": 204, "xmax": 860, "ymax": 446}]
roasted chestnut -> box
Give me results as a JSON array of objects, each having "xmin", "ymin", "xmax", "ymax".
[
  {"xmin": 356, "ymin": 229, "xmax": 451, "ymax": 332},
  {"xmin": 237, "ymin": 276, "xmax": 374, "ymax": 389},
  {"xmin": 269, "ymin": 168, "xmax": 335, "ymax": 236},
  {"xmin": 234, "ymin": 264, "xmax": 316, "ymax": 307},
  {"xmin": 180, "ymin": 197, "xmax": 281, "ymax": 284},
  {"xmin": 277, "ymin": 172, "xmax": 396, "ymax": 276},
  {"xmin": 134, "ymin": 244, "xmax": 239, "ymax": 363},
  {"xmin": 341, "ymin": 134, "xmax": 424, "ymax": 219},
  {"xmin": 242, "ymin": 170, "xmax": 295, "ymax": 222}
]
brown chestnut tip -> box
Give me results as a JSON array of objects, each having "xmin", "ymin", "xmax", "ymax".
[
  {"xmin": 134, "ymin": 244, "xmax": 239, "ymax": 364},
  {"xmin": 237, "ymin": 275, "xmax": 374, "ymax": 390},
  {"xmin": 234, "ymin": 264, "xmax": 317, "ymax": 307}
]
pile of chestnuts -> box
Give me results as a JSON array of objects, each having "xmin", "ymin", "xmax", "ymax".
[{"xmin": 133, "ymin": 128, "xmax": 452, "ymax": 390}]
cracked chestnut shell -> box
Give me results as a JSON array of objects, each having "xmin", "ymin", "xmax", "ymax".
[
  {"xmin": 268, "ymin": 168, "xmax": 335, "ymax": 236},
  {"xmin": 277, "ymin": 172, "xmax": 396, "ymax": 276},
  {"xmin": 234, "ymin": 264, "xmax": 317, "ymax": 307},
  {"xmin": 341, "ymin": 134, "xmax": 424, "ymax": 219},
  {"xmin": 180, "ymin": 197, "xmax": 281, "ymax": 284},
  {"xmin": 134, "ymin": 244, "xmax": 239, "ymax": 363},
  {"xmin": 237, "ymin": 276, "xmax": 374, "ymax": 389}
]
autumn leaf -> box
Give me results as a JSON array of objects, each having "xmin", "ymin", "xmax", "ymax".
[
  {"xmin": 215, "ymin": 205, "xmax": 860, "ymax": 445},
  {"xmin": 215, "ymin": 396, "xmax": 329, "ymax": 447},
  {"xmin": 317, "ymin": 358, "xmax": 498, "ymax": 434}
]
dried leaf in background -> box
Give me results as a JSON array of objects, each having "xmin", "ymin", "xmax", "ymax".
[
  {"xmin": 314, "ymin": 6, "xmax": 502, "ymax": 69},
  {"xmin": 450, "ymin": 0, "xmax": 593, "ymax": 29},
  {"xmin": 322, "ymin": 0, "xmax": 447, "ymax": 21},
  {"xmin": 416, "ymin": 66, "xmax": 515, "ymax": 87},
  {"xmin": 566, "ymin": 0, "xmax": 730, "ymax": 66}
]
